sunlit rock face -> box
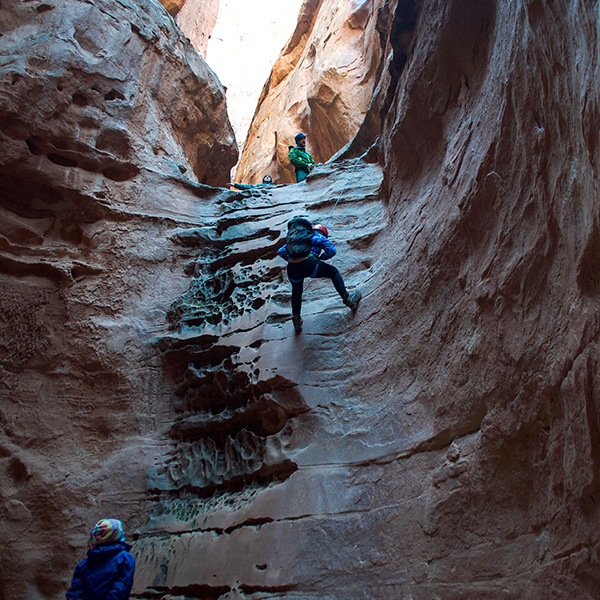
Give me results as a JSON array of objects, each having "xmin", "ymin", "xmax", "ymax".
[
  {"xmin": 134, "ymin": 0, "xmax": 600, "ymax": 598},
  {"xmin": 205, "ymin": 0, "xmax": 304, "ymax": 156},
  {"xmin": 165, "ymin": 0, "xmax": 302, "ymax": 155},
  {"xmin": 0, "ymin": 0, "xmax": 236, "ymax": 597},
  {"xmin": 235, "ymin": 0, "xmax": 391, "ymax": 184},
  {"xmin": 175, "ymin": 0, "xmax": 220, "ymax": 58}
]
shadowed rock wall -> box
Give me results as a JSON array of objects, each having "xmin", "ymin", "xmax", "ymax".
[
  {"xmin": 0, "ymin": 0, "xmax": 236, "ymax": 597},
  {"xmin": 349, "ymin": 0, "xmax": 600, "ymax": 595},
  {"xmin": 134, "ymin": 0, "xmax": 600, "ymax": 598}
]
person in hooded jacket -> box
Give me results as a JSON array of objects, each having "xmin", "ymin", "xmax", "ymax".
[
  {"xmin": 66, "ymin": 518, "xmax": 135, "ymax": 600},
  {"xmin": 277, "ymin": 217, "xmax": 360, "ymax": 332},
  {"xmin": 288, "ymin": 133, "xmax": 317, "ymax": 182}
]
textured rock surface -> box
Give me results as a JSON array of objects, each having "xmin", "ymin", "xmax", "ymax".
[
  {"xmin": 0, "ymin": 0, "xmax": 237, "ymax": 188},
  {"xmin": 134, "ymin": 0, "xmax": 600, "ymax": 598},
  {"xmin": 0, "ymin": 0, "xmax": 236, "ymax": 597},
  {"xmin": 175, "ymin": 0, "xmax": 220, "ymax": 57},
  {"xmin": 2, "ymin": 0, "xmax": 600, "ymax": 599},
  {"xmin": 235, "ymin": 0, "xmax": 392, "ymax": 184},
  {"xmin": 132, "ymin": 161, "xmax": 387, "ymax": 598}
]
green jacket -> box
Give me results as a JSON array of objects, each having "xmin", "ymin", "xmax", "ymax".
[{"xmin": 288, "ymin": 146, "xmax": 316, "ymax": 170}]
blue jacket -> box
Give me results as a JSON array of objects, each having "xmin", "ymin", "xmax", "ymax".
[
  {"xmin": 277, "ymin": 231, "xmax": 336, "ymax": 261},
  {"xmin": 66, "ymin": 543, "xmax": 135, "ymax": 600}
]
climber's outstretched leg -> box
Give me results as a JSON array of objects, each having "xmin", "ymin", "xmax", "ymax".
[
  {"xmin": 286, "ymin": 258, "xmax": 360, "ymax": 332},
  {"xmin": 312, "ymin": 260, "xmax": 361, "ymax": 311}
]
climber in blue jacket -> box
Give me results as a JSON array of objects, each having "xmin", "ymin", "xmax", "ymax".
[
  {"xmin": 278, "ymin": 217, "xmax": 360, "ymax": 332},
  {"xmin": 66, "ymin": 519, "xmax": 135, "ymax": 600}
]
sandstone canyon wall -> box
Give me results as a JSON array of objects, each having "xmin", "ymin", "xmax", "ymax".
[
  {"xmin": 174, "ymin": 0, "xmax": 220, "ymax": 59},
  {"xmin": 0, "ymin": 0, "xmax": 236, "ymax": 597},
  {"xmin": 2, "ymin": 0, "xmax": 600, "ymax": 600},
  {"xmin": 157, "ymin": 0, "xmax": 303, "ymax": 164},
  {"xmin": 133, "ymin": 0, "xmax": 600, "ymax": 598},
  {"xmin": 235, "ymin": 0, "xmax": 393, "ymax": 184},
  {"xmin": 157, "ymin": 0, "xmax": 219, "ymax": 59},
  {"xmin": 133, "ymin": 1, "xmax": 600, "ymax": 598}
]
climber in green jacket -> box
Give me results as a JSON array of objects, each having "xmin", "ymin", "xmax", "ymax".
[{"xmin": 288, "ymin": 133, "xmax": 317, "ymax": 182}]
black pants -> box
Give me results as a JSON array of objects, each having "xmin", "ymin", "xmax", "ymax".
[{"xmin": 287, "ymin": 256, "xmax": 347, "ymax": 316}]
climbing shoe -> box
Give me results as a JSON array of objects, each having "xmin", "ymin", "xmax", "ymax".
[
  {"xmin": 344, "ymin": 289, "xmax": 361, "ymax": 311},
  {"xmin": 292, "ymin": 314, "xmax": 303, "ymax": 333}
]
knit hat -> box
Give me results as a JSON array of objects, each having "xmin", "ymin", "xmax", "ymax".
[{"xmin": 87, "ymin": 518, "xmax": 125, "ymax": 549}]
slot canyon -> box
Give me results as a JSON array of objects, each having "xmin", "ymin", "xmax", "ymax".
[{"xmin": 1, "ymin": 0, "xmax": 600, "ymax": 598}]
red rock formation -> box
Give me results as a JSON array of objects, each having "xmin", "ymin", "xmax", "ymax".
[
  {"xmin": 0, "ymin": 0, "xmax": 236, "ymax": 597},
  {"xmin": 175, "ymin": 0, "xmax": 220, "ymax": 58},
  {"xmin": 3, "ymin": 0, "xmax": 600, "ymax": 598},
  {"xmin": 235, "ymin": 0, "xmax": 390, "ymax": 184},
  {"xmin": 133, "ymin": 0, "xmax": 600, "ymax": 598},
  {"xmin": 158, "ymin": 0, "xmax": 186, "ymax": 17}
]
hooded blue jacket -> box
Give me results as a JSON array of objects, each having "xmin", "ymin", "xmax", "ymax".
[{"xmin": 66, "ymin": 542, "xmax": 135, "ymax": 600}]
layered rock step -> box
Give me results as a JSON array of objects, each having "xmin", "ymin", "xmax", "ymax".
[{"xmin": 134, "ymin": 160, "xmax": 387, "ymax": 597}]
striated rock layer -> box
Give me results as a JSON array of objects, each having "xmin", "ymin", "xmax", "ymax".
[
  {"xmin": 0, "ymin": 0, "xmax": 236, "ymax": 597},
  {"xmin": 132, "ymin": 160, "xmax": 386, "ymax": 598},
  {"xmin": 235, "ymin": 0, "xmax": 395, "ymax": 184}
]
